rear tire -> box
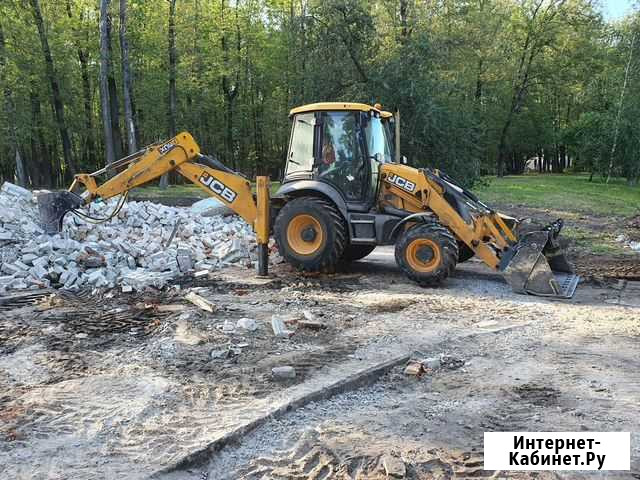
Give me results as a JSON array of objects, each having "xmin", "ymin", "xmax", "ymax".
[
  {"xmin": 274, "ymin": 196, "xmax": 346, "ymax": 273},
  {"xmin": 341, "ymin": 244, "xmax": 376, "ymax": 263},
  {"xmin": 395, "ymin": 222, "xmax": 458, "ymax": 286}
]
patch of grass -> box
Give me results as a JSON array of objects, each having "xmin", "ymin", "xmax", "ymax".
[
  {"xmin": 476, "ymin": 174, "xmax": 640, "ymax": 217},
  {"xmin": 562, "ymin": 226, "xmax": 629, "ymax": 256}
]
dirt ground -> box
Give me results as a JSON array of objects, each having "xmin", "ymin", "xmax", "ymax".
[
  {"xmin": 493, "ymin": 203, "xmax": 640, "ymax": 281},
  {"xmin": 1, "ymin": 203, "xmax": 639, "ymax": 480}
]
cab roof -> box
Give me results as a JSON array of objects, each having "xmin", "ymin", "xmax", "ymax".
[{"xmin": 289, "ymin": 102, "xmax": 383, "ymax": 117}]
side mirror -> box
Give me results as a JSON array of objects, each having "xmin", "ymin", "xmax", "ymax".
[{"xmin": 401, "ymin": 155, "xmax": 408, "ymax": 165}]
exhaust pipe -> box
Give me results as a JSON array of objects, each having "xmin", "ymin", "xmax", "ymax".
[
  {"xmin": 500, "ymin": 219, "xmax": 579, "ymax": 298},
  {"xmin": 37, "ymin": 191, "xmax": 84, "ymax": 234}
]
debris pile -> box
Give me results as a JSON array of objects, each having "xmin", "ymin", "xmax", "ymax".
[
  {"xmin": 404, "ymin": 354, "xmax": 465, "ymax": 376},
  {"xmin": 614, "ymin": 233, "xmax": 640, "ymax": 252},
  {"xmin": 0, "ymin": 182, "xmax": 258, "ymax": 293}
]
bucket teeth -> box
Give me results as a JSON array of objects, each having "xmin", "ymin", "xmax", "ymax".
[
  {"xmin": 37, "ymin": 191, "xmax": 84, "ymax": 234},
  {"xmin": 501, "ymin": 227, "xmax": 579, "ymax": 299}
]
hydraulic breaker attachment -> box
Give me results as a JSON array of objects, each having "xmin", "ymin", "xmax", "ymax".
[
  {"xmin": 500, "ymin": 219, "xmax": 579, "ymax": 298},
  {"xmin": 37, "ymin": 191, "xmax": 84, "ymax": 235}
]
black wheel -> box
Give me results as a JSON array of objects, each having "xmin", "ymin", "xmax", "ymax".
[
  {"xmin": 395, "ymin": 222, "xmax": 458, "ymax": 286},
  {"xmin": 341, "ymin": 244, "xmax": 376, "ymax": 262},
  {"xmin": 457, "ymin": 240, "xmax": 475, "ymax": 263},
  {"xmin": 274, "ymin": 196, "xmax": 347, "ymax": 272}
]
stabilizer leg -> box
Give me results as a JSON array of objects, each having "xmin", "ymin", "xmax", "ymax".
[{"xmin": 257, "ymin": 243, "xmax": 269, "ymax": 276}]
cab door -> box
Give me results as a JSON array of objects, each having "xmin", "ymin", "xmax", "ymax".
[
  {"xmin": 316, "ymin": 111, "xmax": 369, "ymax": 204},
  {"xmin": 283, "ymin": 112, "xmax": 316, "ymax": 180}
]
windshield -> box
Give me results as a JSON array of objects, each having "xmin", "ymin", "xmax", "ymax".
[{"xmin": 364, "ymin": 115, "xmax": 393, "ymax": 163}]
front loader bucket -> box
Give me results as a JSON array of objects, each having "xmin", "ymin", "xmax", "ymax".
[
  {"xmin": 500, "ymin": 221, "xmax": 579, "ymax": 299},
  {"xmin": 37, "ymin": 191, "xmax": 84, "ymax": 234}
]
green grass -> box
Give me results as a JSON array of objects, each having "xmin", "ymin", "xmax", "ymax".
[
  {"xmin": 476, "ymin": 174, "xmax": 640, "ymax": 217},
  {"xmin": 562, "ymin": 226, "xmax": 630, "ymax": 256}
]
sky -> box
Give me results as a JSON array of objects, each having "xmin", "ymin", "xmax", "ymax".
[{"xmin": 602, "ymin": 0, "xmax": 635, "ymax": 19}]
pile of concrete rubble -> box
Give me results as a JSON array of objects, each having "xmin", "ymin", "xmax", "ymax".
[{"xmin": 0, "ymin": 182, "xmax": 259, "ymax": 293}]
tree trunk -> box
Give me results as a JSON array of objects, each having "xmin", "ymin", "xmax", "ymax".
[
  {"xmin": 65, "ymin": 0, "xmax": 95, "ymax": 169},
  {"xmin": 159, "ymin": 0, "xmax": 177, "ymax": 189},
  {"xmin": 300, "ymin": 0, "xmax": 306, "ymax": 101},
  {"xmin": 120, "ymin": 0, "xmax": 137, "ymax": 154},
  {"xmin": 30, "ymin": 84, "xmax": 51, "ymax": 187},
  {"xmin": 168, "ymin": 0, "xmax": 177, "ymax": 137},
  {"xmin": 220, "ymin": 0, "xmax": 240, "ymax": 171},
  {"xmin": 78, "ymin": 49, "xmax": 95, "ymax": 168},
  {"xmin": 29, "ymin": 0, "xmax": 75, "ymax": 178},
  {"xmin": 399, "ymin": 0, "xmax": 410, "ymax": 44},
  {"xmin": 99, "ymin": 0, "xmax": 116, "ymax": 167},
  {"xmin": 607, "ymin": 30, "xmax": 636, "ymax": 184},
  {"xmin": 0, "ymin": 20, "xmax": 27, "ymax": 186},
  {"xmin": 496, "ymin": 118, "xmax": 512, "ymax": 177},
  {"xmin": 475, "ymin": 58, "xmax": 483, "ymax": 103},
  {"xmin": 106, "ymin": 14, "xmax": 123, "ymax": 161}
]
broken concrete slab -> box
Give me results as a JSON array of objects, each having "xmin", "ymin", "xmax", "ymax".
[
  {"xmin": 1, "ymin": 181, "xmax": 32, "ymax": 201},
  {"xmin": 191, "ymin": 197, "xmax": 233, "ymax": 217},
  {"xmin": 236, "ymin": 318, "xmax": 258, "ymax": 331},
  {"xmin": 221, "ymin": 320, "xmax": 235, "ymax": 333},
  {"xmin": 174, "ymin": 319, "xmax": 206, "ymax": 346},
  {"xmin": 86, "ymin": 270, "xmax": 108, "ymax": 287},
  {"xmin": 185, "ymin": 291, "xmax": 215, "ymax": 312},
  {"xmin": 176, "ymin": 248, "xmax": 193, "ymax": 272},
  {"xmin": 272, "ymin": 366, "xmax": 296, "ymax": 380},
  {"xmin": 422, "ymin": 357, "xmax": 441, "ymax": 370},
  {"xmin": 29, "ymin": 264, "xmax": 48, "ymax": 280},
  {"xmin": 382, "ymin": 454, "xmax": 406, "ymax": 478},
  {"xmin": 271, "ymin": 315, "xmax": 295, "ymax": 338},
  {"xmin": 1, "ymin": 263, "xmax": 25, "ymax": 276}
]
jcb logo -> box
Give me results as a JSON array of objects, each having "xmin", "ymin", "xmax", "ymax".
[
  {"xmin": 386, "ymin": 174, "xmax": 416, "ymax": 193},
  {"xmin": 199, "ymin": 173, "xmax": 237, "ymax": 203}
]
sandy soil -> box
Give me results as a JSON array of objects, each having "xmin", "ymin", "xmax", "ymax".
[
  {"xmin": 163, "ymin": 252, "xmax": 640, "ymax": 480},
  {"xmin": 1, "ymin": 244, "xmax": 639, "ymax": 479}
]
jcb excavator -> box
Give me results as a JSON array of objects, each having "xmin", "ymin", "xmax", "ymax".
[{"xmin": 38, "ymin": 102, "xmax": 579, "ymax": 298}]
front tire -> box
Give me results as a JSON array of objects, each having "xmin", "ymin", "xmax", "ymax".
[
  {"xmin": 395, "ymin": 222, "xmax": 458, "ymax": 286},
  {"xmin": 274, "ymin": 197, "xmax": 346, "ymax": 272}
]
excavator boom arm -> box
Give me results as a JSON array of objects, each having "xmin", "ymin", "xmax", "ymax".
[{"xmin": 38, "ymin": 131, "xmax": 271, "ymax": 274}]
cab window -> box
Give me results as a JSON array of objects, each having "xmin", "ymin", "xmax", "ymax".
[
  {"xmin": 285, "ymin": 113, "xmax": 315, "ymax": 176},
  {"xmin": 363, "ymin": 115, "xmax": 393, "ymax": 164},
  {"xmin": 317, "ymin": 111, "xmax": 366, "ymax": 201}
]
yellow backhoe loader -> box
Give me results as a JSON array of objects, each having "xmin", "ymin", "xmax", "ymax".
[{"xmin": 38, "ymin": 102, "xmax": 579, "ymax": 298}]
